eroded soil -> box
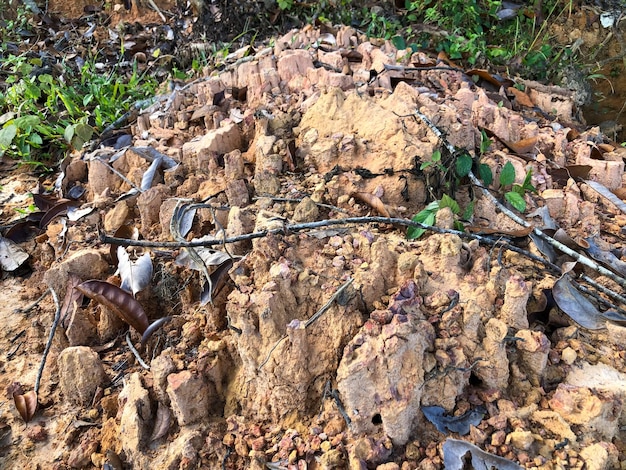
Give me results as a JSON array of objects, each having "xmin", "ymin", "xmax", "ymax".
[{"xmin": 3, "ymin": 3, "xmax": 626, "ymax": 470}]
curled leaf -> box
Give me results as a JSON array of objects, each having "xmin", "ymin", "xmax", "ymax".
[
  {"xmin": 39, "ymin": 199, "xmax": 80, "ymax": 229},
  {"xmin": 422, "ymin": 405, "xmax": 485, "ymax": 435},
  {"xmin": 141, "ymin": 316, "xmax": 173, "ymax": 346},
  {"xmin": 552, "ymin": 275, "xmax": 605, "ymax": 330},
  {"xmin": 150, "ymin": 402, "xmax": 172, "ymax": 441},
  {"xmin": 118, "ymin": 247, "xmax": 153, "ymax": 296},
  {"xmin": 352, "ymin": 191, "xmax": 393, "ymax": 218},
  {"xmin": 76, "ymin": 280, "xmax": 149, "ymax": 334},
  {"xmin": 13, "ymin": 390, "xmax": 37, "ymax": 422},
  {"xmin": 443, "ymin": 438, "xmax": 523, "ymax": 470},
  {"xmin": 0, "ymin": 236, "xmax": 29, "ymax": 271}
]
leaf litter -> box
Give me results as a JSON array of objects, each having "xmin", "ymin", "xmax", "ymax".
[{"xmin": 2, "ymin": 6, "xmax": 626, "ymax": 470}]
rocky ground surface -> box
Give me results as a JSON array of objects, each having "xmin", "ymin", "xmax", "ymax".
[{"xmin": 3, "ymin": 2, "xmax": 626, "ymax": 470}]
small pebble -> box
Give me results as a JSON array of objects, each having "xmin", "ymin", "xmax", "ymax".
[{"xmin": 561, "ymin": 347, "xmax": 577, "ymax": 365}]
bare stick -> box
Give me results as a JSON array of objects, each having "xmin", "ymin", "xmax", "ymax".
[
  {"xmin": 95, "ymin": 157, "xmax": 141, "ymax": 193},
  {"xmin": 258, "ymin": 278, "xmax": 354, "ymax": 370},
  {"xmin": 305, "ymin": 278, "xmax": 353, "ymax": 328},
  {"xmin": 34, "ymin": 287, "xmax": 60, "ymax": 395},
  {"xmin": 126, "ymin": 332, "xmax": 150, "ymax": 370},
  {"xmin": 256, "ymin": 335, "xmax": 287, "ymax": 370},
  {"xmin": 14, "ymin": 288, "xmax": 50, "ymax": 314}
]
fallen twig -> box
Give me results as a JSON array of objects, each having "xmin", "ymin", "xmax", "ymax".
[
  {"xmin": 34, "ymin": 287, "xmax": 60, "ymax": 395},
  {"xmin": 257, "ymin": 277, "xmax": 354, "ymax": 370},
  {"xmin": 14, "ymin": 288, "xmax": 50, "ymax": 314},
  {"xmin": 126, "ymin": 331, "xmax": 150, "ymax": 370}
]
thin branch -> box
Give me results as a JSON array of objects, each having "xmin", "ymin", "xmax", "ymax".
[
  {"xmin": 305, "ymin": 278, "xmax": 354, "ymax": 328},
  {"xmin": 126, "ymin": 332, "xmax": 150, "ymax": 370},
  {"xmin": 579, "ymin": 274, "xmax": 626, "ymax": 309},
  {"xmin": 258, "ymin": 278, "xmax": 354, "ymax": 370},
  {"xmin": 14, "ymin": 288, "xmax": 50, "ymax": 314},
  {"xmin": 34, "ymin": 287, "xmax": 60, "ymax": 395}
]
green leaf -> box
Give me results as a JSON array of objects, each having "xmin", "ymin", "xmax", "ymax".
[
  {"xmin": 455, "ymin": 153, "xmax": 472, "ymax": 177},
  {"xmin": 505, "ymin": 191, "xmax": 526, "ymax": 212},
  {"xmin": 478, "ymin": 163, "xmax": 493, "ymax": 186},
  {"xmin": 420, "ymin": 161, "xmax": 432, "ymax": 170},
  {"xmin": 512, "ymin": 184, "xmax": 524, "ymax": 195},
  {"xmin": 74, "ymin": 122, "xmax": 93, "ymax": 143},
  {"xmin": 500, "ymin": 161, "xmax": 516, "ymax": 186},
  {"xmin": 407, "ymin": 211, "xmax": 435, "ymax": 240},
  {"xmin": 440, "ymin": 194, "xmax": 460, "ymax": 214},
  {"xmin": 64, "ymin": 124, "xmax": 74, "ymax": 144},
  {"xmin": 522, "ymin": 170, "xmax": 537, "ymax": 193},
  {"xmin": 462, "ymin": 200, "xmax": 475, "ymax": 220},
  {"xmin": 391, "ymin": 35, "xmax": 407, "ymax": 50},
  {"xmin": 13, "ymin": 115, "xmax": 40, "ymax": 131},
  {"xmin": 0, "ymin": 124, "xmax": 18, "ymax": 151},
  {"xmin": 431, "ymin": 149, "xmax": 441, "ymax": 162},
  {"xmin": 28, "ymin": 133, "xmax": 42, "ymax": 147},
  {"xmin": 453, "ymin": 220, "xmax": 465, "ymax": 232},
  {"xmin": 479, "ymin": 129, "xmax": 492, "ymax": 155}
]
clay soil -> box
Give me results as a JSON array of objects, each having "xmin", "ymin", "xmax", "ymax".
[{"xmin": 3, "ymin": 2, "xmax": 626, "ymax": 470}]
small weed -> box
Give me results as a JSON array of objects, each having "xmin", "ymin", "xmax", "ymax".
[{"xmin": 0, "ymin": 52, "xmax": 158, "ymax": 166}]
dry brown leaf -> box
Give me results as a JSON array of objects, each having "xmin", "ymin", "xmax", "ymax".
[
  {"xmin": 76, "ymin": 280, "xmax": 149, "ymax": 334},
  {"xmin": 352, "ymin": 192, "xmax": 394, "ymax": 217},
  {"xmin": 500, "ymin": 136, "xmax": 538, "ymax": 155},
  {"xmin": 150, "ymin": 402, "xmax": 172, "ymax": 441},
  {"xmin": 467, "ymin": 69, "xmax": 514, "ymax": 88},
  {"xmin": 507, "ymin": 86, "xmax": 534, "ymax": 108},
  {"xmin": 13, "ymin": 390, "xmax": 37, "ymax": 422}
]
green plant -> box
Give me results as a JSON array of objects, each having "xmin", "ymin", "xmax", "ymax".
[
  {"xmin": 407, "ymin": 193, "xmax": 469, "ymax": 240},
  {"xmin": 277, "ymin": 0, "xmax": 294, "ymax": 10},
  {"xmin": 496, "ymin": 161, "xmax": 536, "ymax": 212},
  {"xmin": 0, "ymin": 53, "xmax": 158, "ymax": 166}
]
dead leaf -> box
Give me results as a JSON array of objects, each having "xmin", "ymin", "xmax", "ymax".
[
  {"xmin": 150, "ymin": 402, "xmax": 171, "ymax": 441},
  {"xmin": 422, "ymin": 406, "xmax": 485, "ymax": 435},
  {"xmin": 552, "ymin": 274, "xmax": 605, "ymax": 330},
  {"xmin": 585, "ymin": 180, "xmax": 626, "ymax": 215},
  {"xmin": 499, "ymin": 135, "xmax": 538, "ymax": 155},
  {"xmin": 39, "ymin": 199, "xmax": 80, "ymax": 229},
  {"xmin": 467, "ymin": 69, "xmax": 514, "ymax": 88},
  {"xmin": 118, "ymin": 247, "xmax": 153, "ymax": 296},
  {"xmin": 507, "ymin": 86, "xmax": 534, "ymax": 108},
  {"xmin": 76, "ymin": 280, "xmax": 149, "ymax": 334},
  {"xmin": 0, "ymin": 236, "xmax": 29, "ymax": 271},
  {"xmin": 13, "ymin": 390, "xmax": 37, "ymax": 423},
  {"xmin": 352, "ymin": 192, "xmax": 394, "ymax": 217},
  {"xmin": 140, "ymin": 156, "xmax": 163, "ymax": 191},
  {"xmin": 585, "ymin": 238, "xmax": 626, "ymax": 277},
  {"xmin": 32, "ymin": 193, "xmax": 59, "ymax": 211},
  {"xmin": 443, "ymin": 438, "xmax": 523, "ymax": 469},
  {"xmin": 60, "ymin": 273, "xmax": 84, "ymax": 329},
  {"xmin": 548, "ymin": 165, "xmax": 591, "ymax": 185},
  {"xmin": 209, "ymin": 258, "xmax": 234, "ymax": 299}
]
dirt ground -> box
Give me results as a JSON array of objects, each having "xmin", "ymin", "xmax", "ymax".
[{"xmin": 3, "ymin": 2, "xmax": 626, "ymax": 470}]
